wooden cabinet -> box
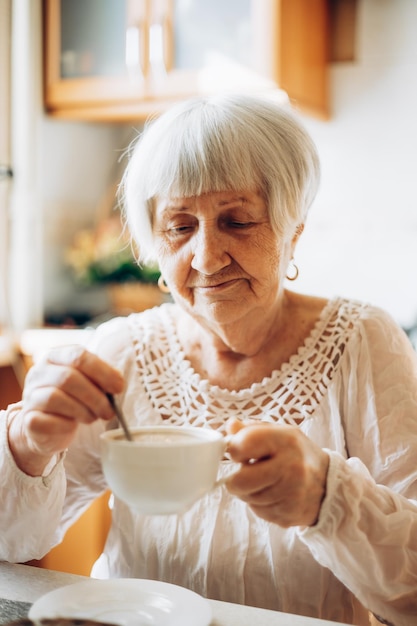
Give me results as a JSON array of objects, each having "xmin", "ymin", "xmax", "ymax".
[
  {"xmin": 0, "ymin": 364, "xmax": 23, "ymax": 409},
  {"xmin": 43, "ymin": 0, "xmax": 331, "ymax": 122},
  {"xmin": 28, "ymin": 491, "xmax": 112, "ymax": 576},
  {"xmin": 277, "ymin": 0, "xmax": 329, "ymax": 119}
]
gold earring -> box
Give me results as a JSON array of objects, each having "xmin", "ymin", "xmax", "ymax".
[
  {"xmin": 286, "ymin": 259, "xmax": 299, "ymax": 281},
  {"xmin": 158, "ymin": 275, "xmax": 171, "ymax": 293}
]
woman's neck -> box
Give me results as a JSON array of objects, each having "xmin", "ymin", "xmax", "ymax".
[
  {"xmin": 175, "ymin": 290, "xmax": 328, "ymax": 390},
  {"xmin": 178, "ymin": 292, "xmax": 289, "ymax": 359}
]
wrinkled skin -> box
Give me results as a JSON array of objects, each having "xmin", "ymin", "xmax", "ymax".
[
  {"xmin": 9, "ymin": 344, "xmax": 329, "ymax": 528},
  {"xmin": 8, "ymin": 345, "xmax": 123, "ymax": 477},
  {"xmin": 8, "ymin": 188, "xmax": 329, "ymax": 528},
  {"xmin": 226, "ymin": 420, "xmax": 329, "ymax": 528}
]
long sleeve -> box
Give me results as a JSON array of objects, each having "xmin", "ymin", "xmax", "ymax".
[
  {"xmin": 299, "ymin": 306, "xmax": 417, "ymax": 625},
  {"xmin": 0, "ymin": 405, "xmax": 67, "ymax": 562},
  {"xmin": 0, "ymin": 316, "xmax": 135, "ymax": 564}
]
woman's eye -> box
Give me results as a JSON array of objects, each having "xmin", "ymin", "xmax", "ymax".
[
  {"xmin": 228, "ymin": 221, "xmax": 252, "ymax": 229},
  {"xmin": 168, "ymin": 224, "xmax": 193, "ymax": 235}
]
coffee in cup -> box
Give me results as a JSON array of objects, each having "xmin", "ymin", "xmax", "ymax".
[{"xmin": 100, "ymin": 425, "xmax": 229, "ymax": 515}]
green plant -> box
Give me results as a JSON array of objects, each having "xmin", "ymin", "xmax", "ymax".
[{"xmin": 65, "ymin": 217, "xmax": 159, "ymax": 286}]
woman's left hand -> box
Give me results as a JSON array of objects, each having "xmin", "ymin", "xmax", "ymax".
[{"xmin": 225, "ymin": 420, "xmax": 330, "ymax": 528}]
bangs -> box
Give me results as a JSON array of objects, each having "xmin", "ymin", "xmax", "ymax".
[
  {"xmin": 142, "ymin": 107, "xmax": 264, "ymax": 201},
  {"xmin": 122, "ymin": 94, "xmax": 320, "ymax": 262}
]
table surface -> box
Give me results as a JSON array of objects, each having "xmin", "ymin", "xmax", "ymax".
[{"xmin": 0, "ymin": 562, "xmax": 350, "ymax": 626}]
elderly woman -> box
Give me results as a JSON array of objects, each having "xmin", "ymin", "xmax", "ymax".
[{"xmin": 1, "ymin": 94, "xmax": 417, "ymax": 626}]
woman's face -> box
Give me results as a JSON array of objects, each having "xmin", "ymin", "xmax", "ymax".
[{"xmin": 153, "ymin": 190, "xmax": 298, "ymax": 326}]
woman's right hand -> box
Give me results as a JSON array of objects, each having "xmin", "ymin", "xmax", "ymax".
[{"xmin": 8, "ymin": 345, "xmax": 124, "ymax": 477}]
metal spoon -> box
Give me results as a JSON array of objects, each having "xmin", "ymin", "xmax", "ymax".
[{"xmin": 106, "ymin": 393, "xmax": 133, "ymax": 442}]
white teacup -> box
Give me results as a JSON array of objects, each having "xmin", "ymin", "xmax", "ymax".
[{"xmin": 100, "ymin": 425, "xmax": 229, "ymax": 515}]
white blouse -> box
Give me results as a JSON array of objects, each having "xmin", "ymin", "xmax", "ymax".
[{"xmin": 1, "ymin": 298, "xmax": 417, "ymax": 626}]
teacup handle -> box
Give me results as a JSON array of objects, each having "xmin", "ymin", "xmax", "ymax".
[
  {"xmin": 214, "ymin": 434, "xmax": 241, "ymax": 488},
  {"xmin": 215, "ymin": 468, "xmax": 240, "ymax": 488}
]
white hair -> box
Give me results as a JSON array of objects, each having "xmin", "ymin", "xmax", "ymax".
[{"xmin": 121, "ymin": 93, "xmax": 320, "ymax": 263}]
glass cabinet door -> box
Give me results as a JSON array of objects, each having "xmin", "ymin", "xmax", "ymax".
[
  {"xmin": 44, "ymin": 0, "xmax": 327, "ymax": 122},
  {"xmin": 60, "ymin": 0, "xmax": 127, "ymax": 79},
  {"xmin": 151, "ymin": 0, "xmax": 276, "ymax": 97},
  {"xmin": 173, "ymin": 0, "xmax": 252, "ymax": 71},
  {"xmin": 45, "ymin": 0, "xmax": 148, "ymax": 110}
]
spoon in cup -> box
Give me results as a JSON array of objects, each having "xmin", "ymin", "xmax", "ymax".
[{"xmin": 106, "ymin": 393, "xmax": 133, "ymax": 442}]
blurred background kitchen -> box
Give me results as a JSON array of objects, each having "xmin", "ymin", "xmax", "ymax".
[
  {"xmin": 1, "ymin": 0, "xmax": 417, "ymax": 576},
  {"xmin": 2, "ymin": 0, "xmax": 417, "ymax": 393}
]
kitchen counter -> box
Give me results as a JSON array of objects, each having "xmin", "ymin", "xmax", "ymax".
[
  {"xmin": 0, "ymin": 562, "xmax": 349, "ymax": 626},
  {"xmin": 19, "ymin": 328, "xmax": 94, "ymax": 361}
]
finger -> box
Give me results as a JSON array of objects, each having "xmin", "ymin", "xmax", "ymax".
[
  {"xmin": 225, "ymin": 418, "xmax": 245, "ymax": 435},
  {"xmin": 227, "ymin": 455, "xmax": 281, "ymax": 496},
  {"xmin": 46, "ymin": 345, "xmax": 124, "ymax": 394},
  {"xmin": 26, "ymin": 348, "xmax": 125, "ymax": 420},
  {"xmin": 22, "ymin": 410, "xmax": 79, "ymax": 455},
  {"xmin": 24, "ymin": 362, "xmax": 117, "ymax": 421},
  {"xmin": 227, "ymin": 424, "xmax": 288, "ymax": 464},
  {"xmin": 23, "ymin": 384, "xmax": 103, "ymax": 424}
]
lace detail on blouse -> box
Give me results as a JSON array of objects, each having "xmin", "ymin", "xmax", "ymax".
[{"xmin": 128, "ymin": 298, "xmax": 367, "ymax": 433}]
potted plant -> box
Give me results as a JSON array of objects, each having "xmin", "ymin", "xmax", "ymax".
[{"xmin": 65, "ymin": 214, "xmax": 166, "ymax": 314}]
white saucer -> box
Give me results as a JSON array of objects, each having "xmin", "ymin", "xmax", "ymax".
[{"xmin": 29, "ymin": 578, "xmax": 212, "ymax": 626}]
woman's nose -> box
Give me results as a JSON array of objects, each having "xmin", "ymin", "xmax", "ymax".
[{"xmin": 190, "ymin": 225, "xmax": 231, "ymax": 275}]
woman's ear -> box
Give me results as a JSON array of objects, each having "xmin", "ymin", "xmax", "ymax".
[{"xmin": 292, "ymin": 223, "xmax": 304, "ymax": 246}]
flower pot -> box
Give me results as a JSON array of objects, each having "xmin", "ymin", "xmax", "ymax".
[{"xmin": 107, "ymin": 283, "xmax": 166, "ymax": 315}]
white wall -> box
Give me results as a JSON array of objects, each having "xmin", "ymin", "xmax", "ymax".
[{"xmin": 295, "ymin": 0, "xmax": 417, "ymax": 328}]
